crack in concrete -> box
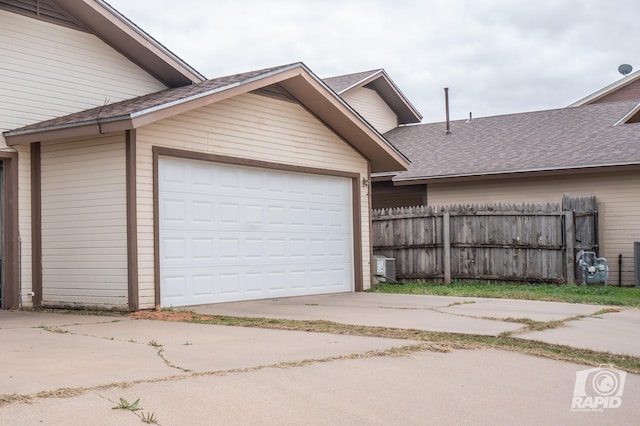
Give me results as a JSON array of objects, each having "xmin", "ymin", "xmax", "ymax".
[
  {"xmin": 374, "ymin": 300, "xmax": 478, "ymax": 314},
  {"xmin": 147, "ymin": 341, "xmax": 191, "ymax": 373},
  {"xmin": 424, "ymin": 304, "xmax": 623, "ymax": 336},
  {"xmin": 0, "ymin": 343, "xmax": 432, "ymax": 409},
  {"xmin": 36, "ymin": 324, "xmax": 193, "ymax": 373},
  {"xmin": 30, "ymin": 319, "xmax": 125, "ymax": 329}
]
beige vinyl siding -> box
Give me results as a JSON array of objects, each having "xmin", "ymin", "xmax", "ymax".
[
  {"xmin": 15, "ymin": 144, "xmax": 32, "ymax": 306},
  {"xmin": 136, "ymin": 92, "xmax": 371, "ymax": 308},
  {"xmin": 40, "ymin": 134, "xmax": 128, "ymax": 308},
  {"xmin": 0, "ymin": 9, "xmax": 166, "ymax": 146},
  {"xmin": 341, "ymin": 87, "xmax": 398, "ymax": 134},
  {"xmin": 427, "ymin": 170, "xmax": 640, "ymax": 285}
]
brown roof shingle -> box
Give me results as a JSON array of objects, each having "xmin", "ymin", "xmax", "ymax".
[
  {"xmin": 386, "ymin": 101, "xmax": 640, "ymax": 181},
  {"xmin": 323, "ymin": 70, "xmax": 382, "ymax": 93},
  {"xmin": 8, "ymin": 64, "xmax": 299, "ymax": 134}
]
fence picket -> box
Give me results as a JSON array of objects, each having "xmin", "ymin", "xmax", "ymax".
[{"xmin": 372, "ymin": 195, "xmax": 597, "ymax": 283}]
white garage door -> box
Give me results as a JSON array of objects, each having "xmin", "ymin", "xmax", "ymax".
[{"xmin": 159, "ymin": 157, "xmax": 354, "ymax": 307}]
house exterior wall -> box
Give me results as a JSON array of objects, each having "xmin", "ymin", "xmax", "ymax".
[
  {"xmin": 1, "ymin": 8, "xmax": 167, "ymax": 308},
  {"xmin": 136, "ymin": 92, "xmax": 372, "ymax": 308},
  {"xmin": 427, "ymin": 169, "xmax": 640, "ymax": 285},
  {"xmin": 591, "ymin": 79, "xmax": 640, "ymax": 105},
  {"xmin": 40, "ymin": 134, "xmax": 128, "ymax": 308},
  {"xmin": 0, "ymin": 9, "xmax": 167, "ymax": 147},
  {"xmin": 372, "ymin": 180, "xmax": 426, "ymax": 209},
  {"xmin": 341, "ymin": 87, "xmax": 398, "ymax": 134}
]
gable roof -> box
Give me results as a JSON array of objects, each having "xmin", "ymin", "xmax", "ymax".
[
  {"xmin": 385, "ymin": 101, "xmax": 640, "ymax": 183},
  {"xmin": 324, "ymin": 69, "xmax": 422, "ymax": 125},
  {"xmin": 0, "ymin": 0, "xmax": 205, "ymax": 87},
  {"xmin": 4, "ymin": 63, "xmax": 409, "ymax": 173},
  {"xmin": 569, "ymin": 70, "xmax": 640, "ymax": 107},
  {"xmin": 324, "ymin": 70, "xmax": 383, "ymax": 93}
]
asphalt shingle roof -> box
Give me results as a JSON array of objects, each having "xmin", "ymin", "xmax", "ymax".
[
  {"xmin": 323, "ymin": 70, "xmax": 382, "ymax": 93},
  {"xmin": 9, "ymin": 64, "xmax": 298, "ymax": 134},
  {"xmin": 385, "ymin": 101, "xmax": 640, "ymax": 181}
]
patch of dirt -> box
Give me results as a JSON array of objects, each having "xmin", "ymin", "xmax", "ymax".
[{"xmin": 129, "ymin": 310, "xmax": 196, "ymax": 322}]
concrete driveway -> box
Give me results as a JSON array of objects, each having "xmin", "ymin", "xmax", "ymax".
[
  {"xmin": 193, "ymin": 292, "xmax": 640, "ymax": 356},
  {"xmin": 1, "ymin": 294, "xmax": 638, "ymax": 425}
]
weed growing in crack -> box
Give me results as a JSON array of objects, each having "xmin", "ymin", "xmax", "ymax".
[
  {"xmin": 447, "ymin": 300, "xmax": 476, "ymax": 307},
  {"xmin": 113, "ymin": 397, "xmax": 141, "ymax": 411},
  {"xmin": 147, "ymin": 340, "xmax": 161, "ymax": 348},
  {"xmin": 141, "ymin": 412, "xmax": 158, "ymax": 424},
  {"xmin": 37, "ymin": 324, "xmax": 69, "ymax": 334}
]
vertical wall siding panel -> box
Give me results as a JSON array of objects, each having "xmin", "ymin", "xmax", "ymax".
[
  {"xmin": 428, "ymin": 170, "xmax": 640, "ymax": 285},
  {"xmin": 341, "ymin": 87, "xmax": 398, "ymax": 134},
  {"xmin": 136, "ymin": 93, "xmax": 371, "ymax": 308},
  {"xmin": 0, "ymin": 10, "xmax": 166, "ymax": 147},
  {"xmin": 40, "ymin": 134, "xmax": 128, "ymax": 307}
]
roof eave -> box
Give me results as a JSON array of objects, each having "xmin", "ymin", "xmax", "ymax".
[
  {"xmin": 569, "ymin": 71, "xmax": 640, "ymax": 107},
  {"xmin": 279, "ymin": 66, "xmax": 410, "ymax": 172},
  {"xmin": 393, "ymin": 163, "xmax": 640, "ymax": 185},
  {"xmin": 53, "ymin": 0, "xmax": 205, "ymax": 87},
  {"xmin": 5, "ymin": 63, "xmax": 410, "ymax": 173},
  {"xmin": 5, "ymin": 64, "xmax": 305, "ymax": 145},
  {"xmin": 341, "ymin": 70, "xmax": 422, "ymax": 124},
  {"xmin": 5, "ymin": 116, "xmax": 134, "ymax": 145}
]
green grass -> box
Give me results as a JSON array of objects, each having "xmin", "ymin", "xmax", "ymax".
[
  {"xmin": 368, "ymin": 281, "xmax": 640, "ymax": 307},
  {"xmin": 184, "ymin": 314, "xmax": 640, "ymax": 374}
]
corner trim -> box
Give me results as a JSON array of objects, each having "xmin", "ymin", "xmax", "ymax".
[
  {"xmin": 31, "ymin": 144, "xmax": 42, "ymax": 307},
  {"xmin": 153, "ymin": 147, "xmax": 161, "ymax": 309},
  {"xmin": 126, "ymin": 130, "xmax": 139, "ymax": 311},
  {"xmin": 0, "ymin": 151, "xmax": 19, "ymax": 309},
  {"xmin": 352, "ymin": 177, "xmax": 363, "ymax": 292}
]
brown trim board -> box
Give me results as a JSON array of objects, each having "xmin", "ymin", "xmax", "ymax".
[
  {"xmin": 126, "ymin": 130, "xmax": 139, "ymax": 311},
  {"xmin": 152, "ymin": 147, "xmax": 161, "ymax": 308},
  {"xmin": 367, "ymin": 162, "xmax": 373, "ymax": 290},
  {"xmin": 152, "ymin": 146, "xmax": 365, "ymax": 305},
  {"xmin": 31, "ymin": 144, "xmax": 42, "ymax": 307},
  {"xmin": 352, "ymin": 176, "xmax": 363, "ymax": 292},
  {"xmin": 0, "ymin": 151, "xmax": 19, "ymax": 309}
]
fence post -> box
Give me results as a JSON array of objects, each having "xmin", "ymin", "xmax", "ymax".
[
  {"xmin": 564, "ymin": 211, "xmax": 576, "ymax": 284},
  {"xmin": 443, "ymin": 212, "xmax": 451, "ymax": 284}
]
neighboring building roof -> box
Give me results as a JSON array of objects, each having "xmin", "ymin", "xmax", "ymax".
[
  {"xmin": 324, "ymin": 70, "xmax": 383, "ymax": 93},
  {"xmin": 385, "ymin": 101, "xmax": 640, "ymax": 183},
  {"xmin": 324, "ymin": 69, "xmax": 422, "ymax": 125},
  {"xmin": 1, "ymin": 0, "xmax": 206, "ymax": 87},
  {"xmin": 4, "ymin": 63, "xmax": 410, "ymax": 173},
  {"xmin": 569, "ymin": 70, "xmax": 640, "ymax": 107}
]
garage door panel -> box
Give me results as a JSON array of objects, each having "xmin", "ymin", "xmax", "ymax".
[
  {"xmin": 192, "ymin": 201, "xmax": 214, "ymax": 224},
  {"xmin": 193, "ymin": 274, "xmax": 215, "ymax": 298},
  {"xmin": 161, "ymin": 232, "xmax": 351, "ymax": 266},
  {"xmin": 159, "ymin": 157, "xmax": 354, "ymax": 307}
]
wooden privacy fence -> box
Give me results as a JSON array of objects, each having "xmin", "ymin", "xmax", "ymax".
[{"xmin": 372, "ymin": 194, "xmax": 598, "ymax": 284}]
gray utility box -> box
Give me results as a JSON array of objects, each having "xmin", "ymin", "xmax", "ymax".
[
  {"xmin": 372, "ymin": 256, "xmax": 396, "ymax": 283},
  {"xmin": 577, "ymin": 250, "xmax": 608, "ymax": 285}
]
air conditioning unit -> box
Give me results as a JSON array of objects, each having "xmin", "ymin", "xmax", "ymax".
[
  {"xmin": 635, "ymin": 241, "xmax": 640, "ymax": 288},
  {"xmin": 372, "ymin": 256, "xmax": 396, "ymax": 283}
]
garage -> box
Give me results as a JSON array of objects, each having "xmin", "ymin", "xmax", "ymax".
[{"xmin": 158, "ymin": 156, "xmax": 355, "ymax": 307}]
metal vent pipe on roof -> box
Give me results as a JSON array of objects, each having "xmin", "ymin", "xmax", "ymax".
[{"xmin": 444, "ymin": 87, "xmax": 451, "ymax": 134}]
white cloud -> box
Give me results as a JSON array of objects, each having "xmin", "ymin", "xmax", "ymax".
[{"xmin": 109, "ymin": 0, "xmax": 640, "ymax": 122}]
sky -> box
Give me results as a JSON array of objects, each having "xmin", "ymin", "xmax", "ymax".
[{"xmin": 107, "ymin": 0, "xmax": 640, "ymax": 123}]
